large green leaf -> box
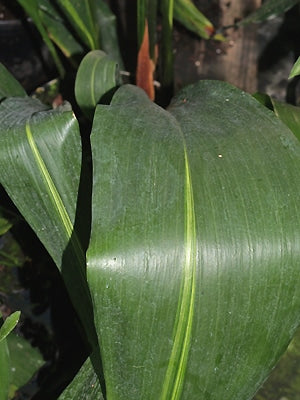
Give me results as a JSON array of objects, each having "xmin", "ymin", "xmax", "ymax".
[
  {"xmin": 87, "ymin": 81, "xmax": 300, "ymax": 399},
  {"xmin": 0, "ymin": 97, "xmax": 98, "ymax": 354}
]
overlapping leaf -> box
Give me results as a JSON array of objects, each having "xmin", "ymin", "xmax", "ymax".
[
  {"xmin": 254, "ymin": 92, "xmax": 300, "ymax": 142},
  {"xmin": 87, "ymin": 81, "xmax": 300, "ymax": 399},
  {"xmin": 0, "ymin": 97, "xmax": 98, "ymax": 355}
]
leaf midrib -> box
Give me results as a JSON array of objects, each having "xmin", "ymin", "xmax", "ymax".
[
  {"xmin": 160, "ymin": 142, "xmax": 197, "ymax": 400},
  {"xmin": 25, "ymin": 121, "xmax": 85, "ymax": 267}
]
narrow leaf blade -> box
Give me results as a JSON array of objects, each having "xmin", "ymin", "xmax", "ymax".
[
  {"xmin": 56, "ymin": 0, "xmax": 99, "ymax": 50},
  {"xmin": 289, "ymin": 55, "xmax": 300, "ymax": 79},
  {"xmin": 161, "ymin": 0, "xmax": 174, "ymax": 86},
  {"xmin": 38, "ymin": 0, "xmax": 84, "ymax": 59},
  {"xmin": 239, "ymin": 0, "xmax": 300, "ymax": 25},
  {"xmin": 95, "ymin": 1, "xmax": 124, "ymax": 68},
  {"xmin": 174, "ymin": 0, "xmax": 215, "ymax": 39},
  {"xmin": 0, "ymin": 319, "xmax": 9, "ymax": 400},
  {"xmin": 0, "ymin": 312, "xmax": 20, "ymax": 343},
  {"xmin": 0, "ymin": 312, "xmax": 20, "ymax": 400},
  {"xmin": 17, "ymin": 0, "xmax": 65, "ymax": 77}
]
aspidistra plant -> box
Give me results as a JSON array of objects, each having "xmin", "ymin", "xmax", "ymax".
[{"xmin": 1, "ymin": 57, "xmax": 300, "ymax": 400}]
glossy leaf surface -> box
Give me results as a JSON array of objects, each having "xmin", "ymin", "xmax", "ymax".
[
  {"xmin": 75, "ymin": 50, "xmax": 119, "ymax": 119},
  {"xmin": 88, "ymin": 81, "xmax": 300, "ymax": 399},
  {"xmin": 0, "ymin": 97, "xmax": 98, "ymax": 352}
]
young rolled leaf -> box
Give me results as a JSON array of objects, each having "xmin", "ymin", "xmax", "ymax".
[
  {"xmin": 88, "ymin": 81, "xmax": 300, "ymax": 399},
  {"xmin": 75, "ymin": 50, "xmax": 119, "ymax": 119},
  {"xmin": 239, "ymin": 0, "xmax": 300, "ymax": 25},
  {"xmin": 0, "ymin": 64, "xmax": 27, "ymax": 100},
  {"xmin": 0, "ymin": 97, "xmax": 98, "ymax": 355},
  {"xmin": 289, "ymin": 56, "xmax": 300, "ymax": 79},
  {"xmin": 174, "ymin": 0, "xmax": 215, "ymax": 39}
]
